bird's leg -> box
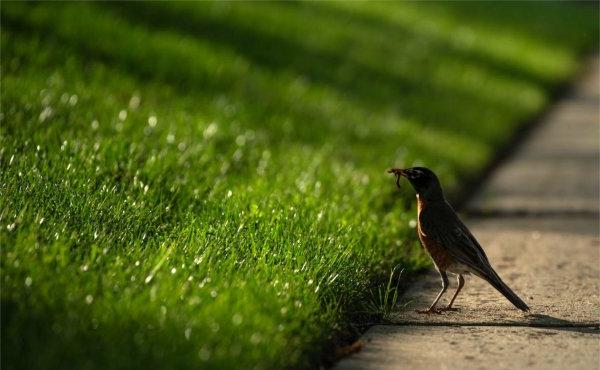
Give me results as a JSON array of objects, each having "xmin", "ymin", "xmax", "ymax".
[
  {"xmin": 438, "ymin": 274, "xmax": 464, "ymax": 312},
  {"xmin": 416, "ymin": 270, "xmax": 448, "ymax": 314}
]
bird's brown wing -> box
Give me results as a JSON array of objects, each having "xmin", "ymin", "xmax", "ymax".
[
  {"xmin": 419, "ymin": 201, "xmax": 495, "ymax": 279},
  {"xmin": 419, "ymin": 201, "xmax": 530, "ymax": 311}
]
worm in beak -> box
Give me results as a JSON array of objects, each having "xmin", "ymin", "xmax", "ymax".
[{"xmin": 387, "ymin": 168, "xmax": 404, "ymax": 189}]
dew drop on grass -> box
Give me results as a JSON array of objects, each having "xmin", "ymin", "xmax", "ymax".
[
  {"xmin": 171, "ymin": 267, "xmax": 177, "ymax": 274},
  {"xmin": 6, "ymin": 223, "xmax": 16, "ymax": 231},
  {"xmin": 118, "ymin": 110, "xmax": 128, "ymax": 121},
  {"xmin": 150, "ymin": 285, "xmax": 158, "ymax": 301},
  {"xmin": 39, "ymin": 107, "xmax": 53, "ymax": 122},
  {"xmin": 232, "ymin": 314, "xmax": 243, "ymax": 325},
  {"xmin": 233, "ymin": 149, "xmax": 243, "ymax": 161},
  {"xmin": 41, "ymin": 92, "xmax": 52, "ymax": 106},
  {"xmin": 24, "ymin": 276, "xmax": 32, "ymax": 287},
  {"xmin": 203, "ymin": 123, "xmax": 218, "ymax": 139},
  {"xmin": 235, "ymin": 135, "xmax": 246, "ymax": 146},
  {"xmin": 91, "ymin": 120, "xmax": 99, "ymax": 130},
  {"xmin": 210, "ymin": 290, "xmax": 218, "ymax": 298},
  {"xmin": 148, "ymin": 115, "xmax": 157, "ymax": 127},
  {"xmin": 184, "ymin": 328, "xmax": 192, "ymax": 340},
  {"xmin": 129, "ymin": 95, "xmax": 141, "ymax": 110},
  {"xmin": 68, "ymin": 94, "xmax": 78, "ymax": 106},
  {"xmin": 250, "ymin": 333, "xmax": 262, "ymax": 345},
  {"xmin": 408, "ymin": 219, "xmax": 417, "ymax": 228},
  {"xmin": 198, "ymin": 347, "xmax": 211, "ymax": 361},
  {"xmin": 85, "ymin": 295, "xmax": 94, "ymax": 304}
]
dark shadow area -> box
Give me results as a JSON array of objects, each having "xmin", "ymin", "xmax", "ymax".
[
  {"xmin": 525, "ymin": 313, "xmax": 600, "ymax": 334},
  {"xmin": 0, "ymin": 24, "xmax": 352, "ymax": 148},
  {"xmin": 99, "ymin": 2, "xmax": 418, "ymax": 110},
  {"xmin": 437, "ymin": 2, "xmax": 599, "ymax": 53},
  {"xmin": 311, "ymin": 2, "xmax": 558, "ymax": 89},
  {"xmin": 1, "ymin": 0, "xmax": 537, "ymax": 168},
  {"xmin": 97, "ymin": 2, "xmax": 533, "ymax": 145}
]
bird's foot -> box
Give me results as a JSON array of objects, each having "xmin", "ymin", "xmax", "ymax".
[{"xmin": 415, "ymin": 308, "xmax": 442, "ymax": 315}]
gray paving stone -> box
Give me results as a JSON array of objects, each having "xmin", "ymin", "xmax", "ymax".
[
  {"xmin": 468, "ymin": 59, "xmax": 599, "ymax": 214},
  {"xmin": 336, "ymin": 326, "xmax": 600, "ymax": 370}
]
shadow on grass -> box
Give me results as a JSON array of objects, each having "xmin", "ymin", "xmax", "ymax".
[
  {"xmin": 437, "ymin": 2, "xmax": 599, "ymax": 52},
  {"xmin": 1, "ymin": 0, "xmax": 530, "ymax": 167},
  {"xmin": 101, "ymin": 1, "xmax": 541, "ymax": 144}
]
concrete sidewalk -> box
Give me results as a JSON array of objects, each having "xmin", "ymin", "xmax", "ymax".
[{"xmin": 335, "ymin": 58, "xmax": 599, "ymax": 369}]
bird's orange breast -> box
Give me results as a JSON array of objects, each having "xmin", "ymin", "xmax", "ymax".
[{"xmin": 417, "ymin": 195, "xmax": 452, "ymax": 270}]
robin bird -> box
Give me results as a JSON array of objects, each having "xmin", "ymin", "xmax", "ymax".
[{"xmin": 388, "ymin": 167, "xmax": 529, "ymax": 313}]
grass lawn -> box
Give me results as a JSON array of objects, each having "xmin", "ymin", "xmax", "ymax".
[{"xmin": 1, "ymin": 2, "xmax": 597, "ymax": 369}]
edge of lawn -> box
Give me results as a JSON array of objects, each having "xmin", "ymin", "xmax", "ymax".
[{"xmin": 323, "ymin": 52, "xmax": 598, "ymax": 368}]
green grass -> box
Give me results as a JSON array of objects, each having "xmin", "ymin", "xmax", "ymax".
[{"xmin": 1, "ymin": 2, "xmax": 597, "ymax": 369}]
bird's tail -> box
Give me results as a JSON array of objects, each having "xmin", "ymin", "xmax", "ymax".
[{"xmin": 484, "ymin": 274, "xmax": 529, "ymax": 312}]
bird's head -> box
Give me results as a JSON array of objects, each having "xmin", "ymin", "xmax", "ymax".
[{"xmin": 388, "ymin": 167, "xmax": 444, "ymax": 200}]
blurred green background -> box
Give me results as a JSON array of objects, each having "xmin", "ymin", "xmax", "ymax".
[{"xmin": 1, "ymin": 2, "xmax": 598, "ymax": 369}]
